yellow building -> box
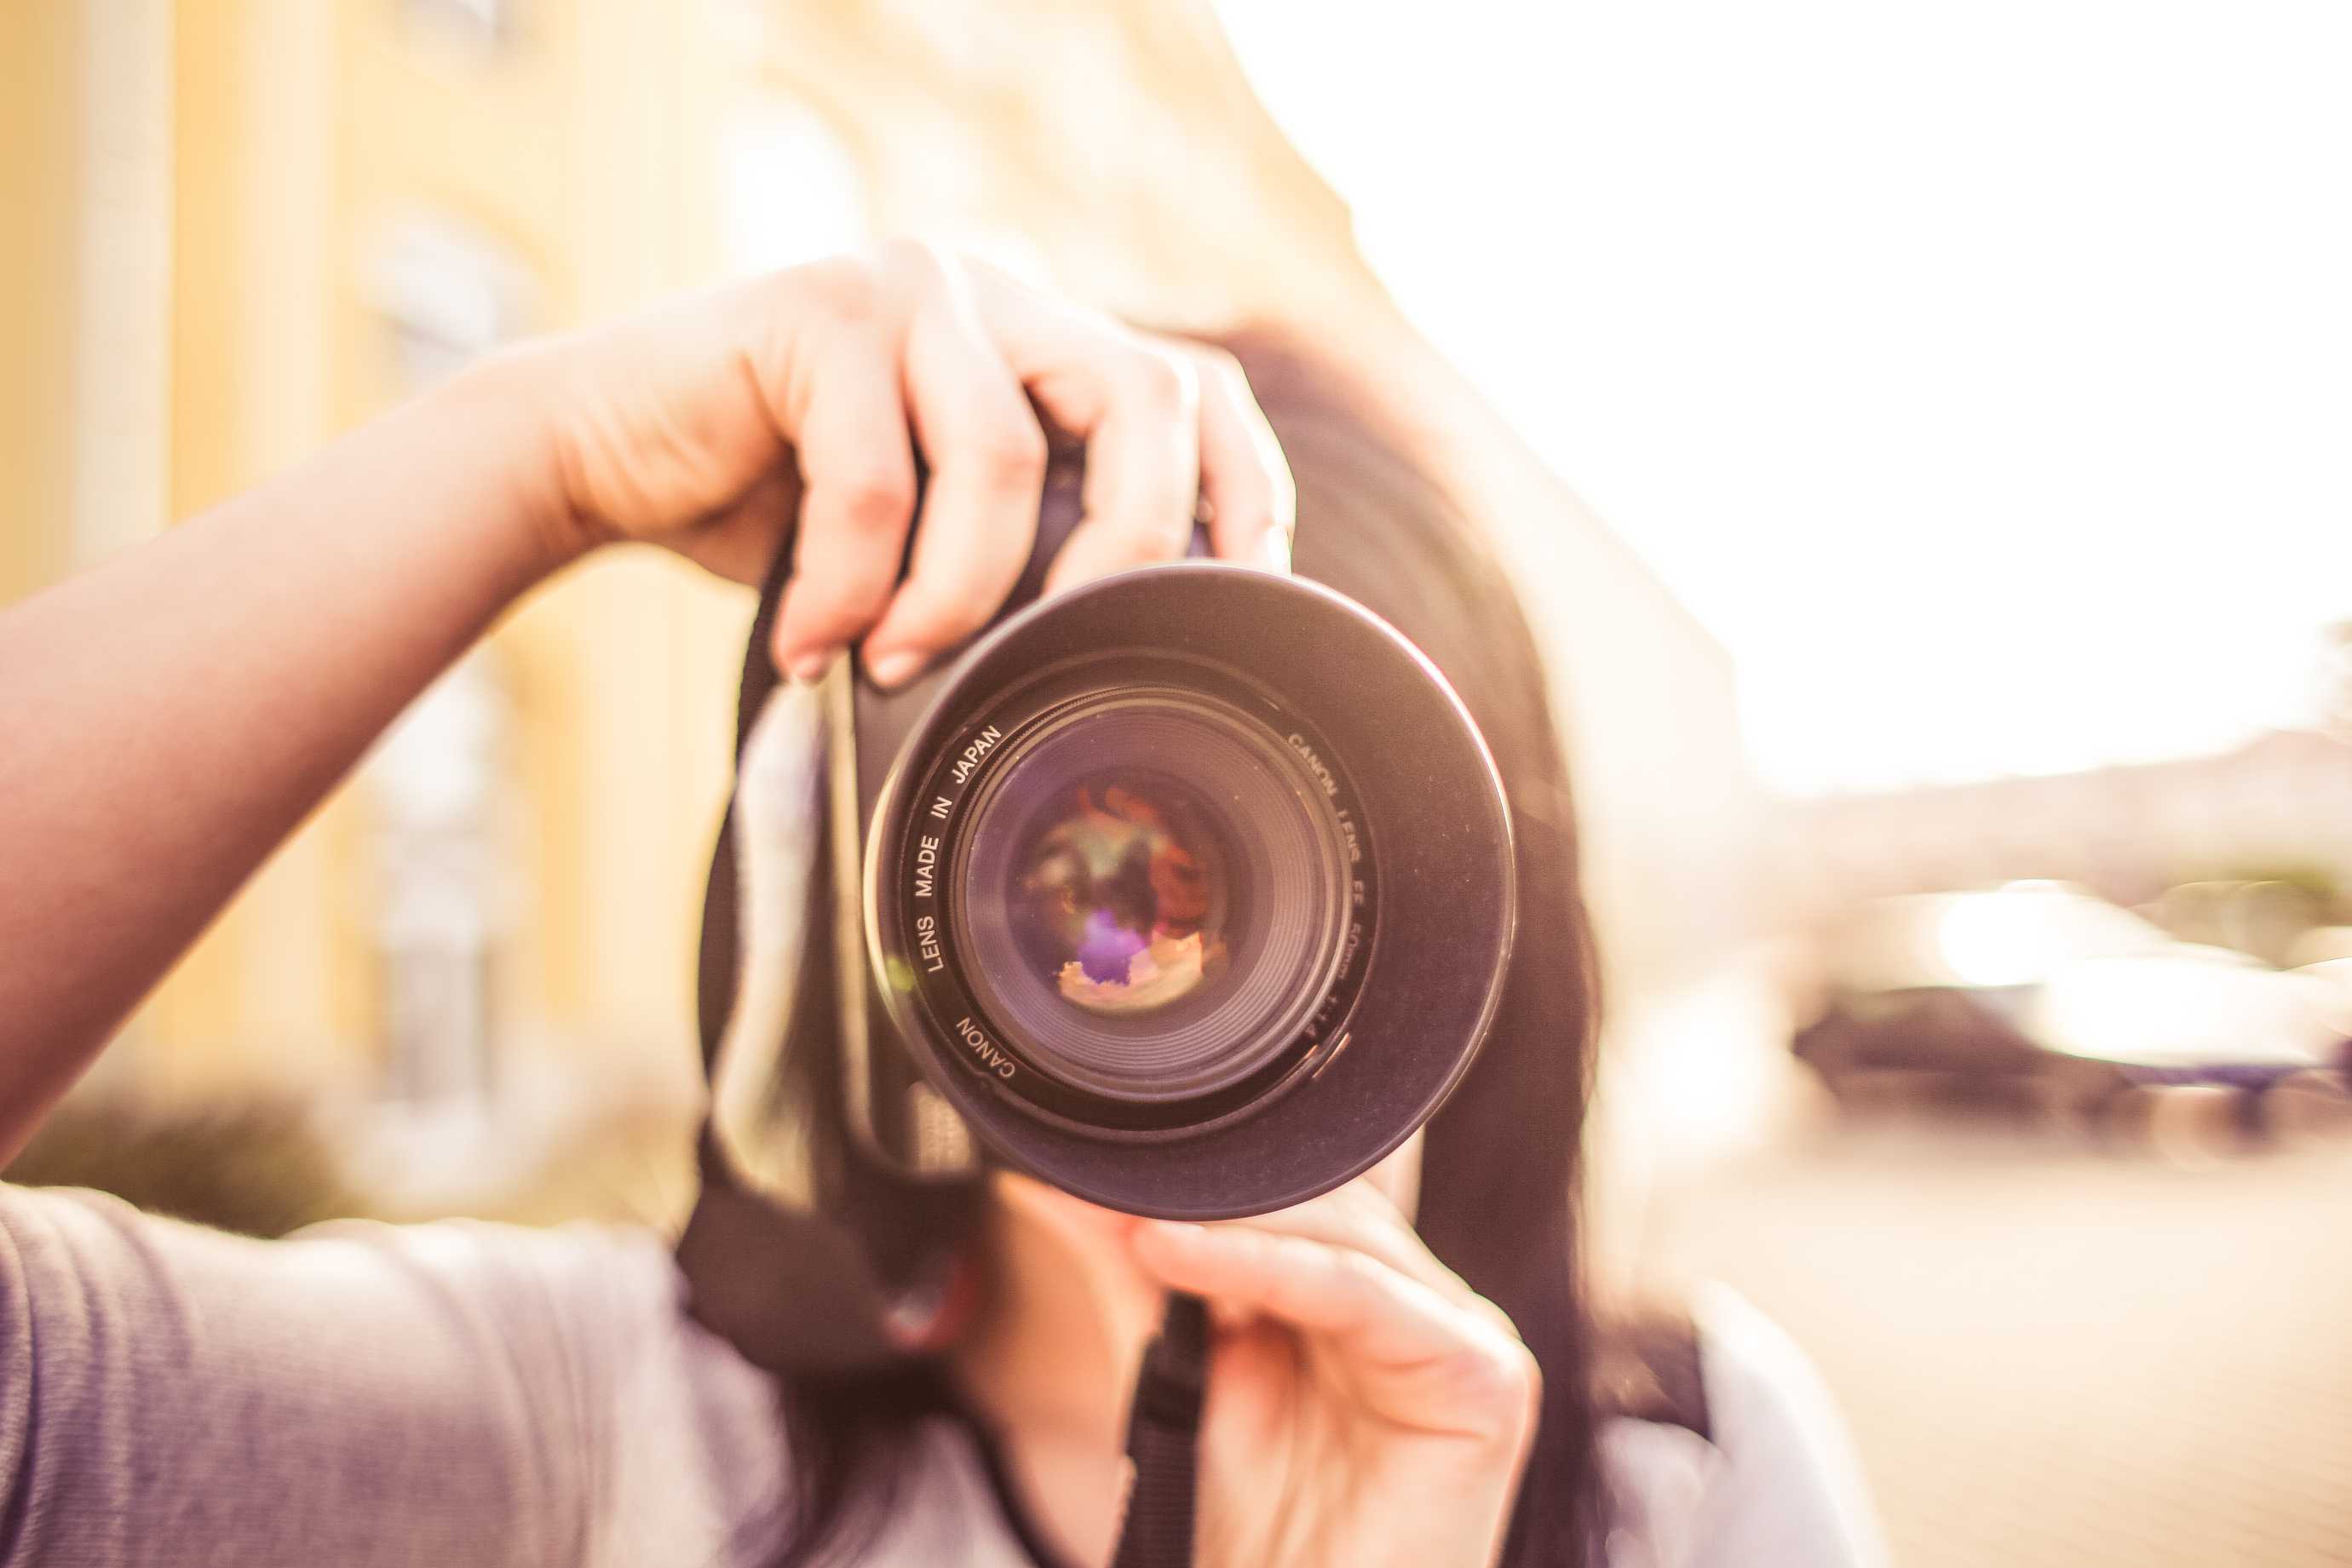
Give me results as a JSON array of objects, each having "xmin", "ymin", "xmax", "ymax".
[{"xmin": 4, "ymin": 1, "xmax": 781, "ymax": 1139}]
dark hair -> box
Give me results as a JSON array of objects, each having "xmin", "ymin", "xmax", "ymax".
[{"xmin": 755, "ymin": 325, "xmax": 1605, "ymax": 1566}]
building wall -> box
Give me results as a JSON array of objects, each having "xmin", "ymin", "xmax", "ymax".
[
  {"xmin": 0, "ymin": 3, "xmax": 88, "ymax": 606},
  {"xmin": 7, "ymin": 0, "xmax": 764, "ymax": 1112}
]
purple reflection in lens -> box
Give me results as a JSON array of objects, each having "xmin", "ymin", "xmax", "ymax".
[{"xmin": 1078, "ymin": 908, "xmax": 1147, "ymax": 985}]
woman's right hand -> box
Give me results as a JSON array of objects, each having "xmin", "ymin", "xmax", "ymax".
[
  {"xmin": 510, "ymin": 239, "xmax": 1295, "ymax": 686},
  {"xmin": 1131, "ymin": 1181, "xmax": 1542, "ymax": 1568}
]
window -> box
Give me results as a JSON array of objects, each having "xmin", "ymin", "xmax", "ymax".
[{"xmin": 363, "ymin": 210, "xmax": 537, "ymax": 394}]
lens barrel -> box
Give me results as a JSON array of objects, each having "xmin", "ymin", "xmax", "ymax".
[{"xmin": 864, "ymin": 562, "xmax": 1515, "ymax": 1219}]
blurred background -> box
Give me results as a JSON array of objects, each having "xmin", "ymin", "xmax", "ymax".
[{"xmin": 3, "ymin": 2, "xmax": 2349, "ymax": 1564}]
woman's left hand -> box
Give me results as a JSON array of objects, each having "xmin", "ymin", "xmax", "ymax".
[
  {"xmin": 515, "ymin": 241, "xmax": 1293, "ymax": 686},
  {"xmin": 1130, "ymin": 1181, "xmax": 1540, "ymax": 1568}
]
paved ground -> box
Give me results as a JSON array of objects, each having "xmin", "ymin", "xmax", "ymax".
[{"xmin": 1650, "ymin": 1110, "xmax": 2352, "ymax": 1567}]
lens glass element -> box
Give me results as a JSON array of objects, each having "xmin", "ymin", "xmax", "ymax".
[
  {"xmin": 954, "ymin": 696, "xmax": 1350, "ymax": 1106},
  {"xmin": 1007, "ymin": 771, "xmax": 1234, "ymax": 1017}
]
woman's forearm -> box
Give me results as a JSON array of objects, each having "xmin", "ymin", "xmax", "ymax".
[{"xmin": 0, "ymin": 352, "xmax": 572, "ymax": 1157}]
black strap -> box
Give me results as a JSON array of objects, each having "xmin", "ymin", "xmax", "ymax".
[{"xmin": 1110, "ymin": 1292, "xmax": 1211, "ymax": 1568}]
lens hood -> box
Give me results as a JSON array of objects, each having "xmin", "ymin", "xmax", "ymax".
[{"xmin": 863, "ymin": 562, "xmax": 1515, "ymax": 1218}]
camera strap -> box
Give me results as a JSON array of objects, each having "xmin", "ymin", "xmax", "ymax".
[
  {"xmin": 688, "ymin": 513, "xmax": 1216, "ymax": 1557},
  {"xmin": 677, "ymin": 537, "xmax": 911, "ymax": 1376},
  {"xmin": 1111, "ymin": 1291, "xmax": 1210, "ymax": 1568}
]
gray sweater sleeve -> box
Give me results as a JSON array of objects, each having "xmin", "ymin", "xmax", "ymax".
[{"xmin": 0, "ymin": 1183, "xmax": 787, "ymax": 1568}]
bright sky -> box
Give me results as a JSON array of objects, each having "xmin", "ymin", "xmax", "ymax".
[{"xmin": 1216, "ymin": 2, "xmax": 2352, "ymax": 795}]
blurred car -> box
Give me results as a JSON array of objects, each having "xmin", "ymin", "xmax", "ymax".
[{"xmin": 1794, "ymin": 882, "xmax": 2352, "ymax": 1131}]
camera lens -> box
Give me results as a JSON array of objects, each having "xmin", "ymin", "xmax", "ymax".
[
  {"xmin": 955, "ymin": 696, "xmax": 1350, "ymax": 1105},
  {"xmin": 860, "ymin": 562, "xmax": 1513, "ymax": 1219}
]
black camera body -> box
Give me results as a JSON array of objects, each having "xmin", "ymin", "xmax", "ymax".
[{"xmin": 707, "ymin": 464, "xmax": 1515, "ymax": 1225}]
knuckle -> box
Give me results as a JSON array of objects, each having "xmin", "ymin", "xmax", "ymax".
[
  {"xmin": 1191, "ymin": 345, "xmax": 1257, "ymax": 409},
  {"xmin": 1268, "ymin": 1236, "xmax": 1333, "ymax": 1295},
  {"xmin": 1118, "ymin": 347, "xmax": 1198, "ymax": 417},
  {"xmin": 1441, "ymin": 1335, "xmax": 1543, "ymax": 1421},
  {"xmin": 1476, "ymin": 1297, "xmax": 1523, "ymax": 1341},
  {"xmin": 1267, "ymin": 1232, "xmax": 1322, "ymax": 1272},
  {"xmin": 791, "ymin": 256, "xmax": 883, "ymax": 322},
  {"xmin": 969, "ymin": 413, "xmax": 1048, "ymax": 489},
  {"xmin": 1301, "ymin": 1188, "xmax": 1359, "ymax": 1230},
  {"xmin": 1191, "ymin": 343, "xmax": 1246, "ymax": 383},
  {"xmin": 1098, "ymin": 517, "xmax": 1183, "ymax": 568},
  {"xmin": 832, "ymin": 465, "xmax": 916, "ymax": 532},
  {"xmin": 1325, "ymin": 1249, "xmax": 1397, "ymax": 1319},
  {"xmin": 1331, "ymin": 1246, "xmax": 1387, "ymax": 1290},
  {"xmin": 877, "ymin": 237, "xmax": 977, "ymax": 312},
  {"xmin": 1350, "ymin": 1178, "xmax": 1406, "ymax": 1227}
]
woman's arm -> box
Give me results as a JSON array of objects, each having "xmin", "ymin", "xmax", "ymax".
[
  {"xmin": 0, "ymin": 360, "xmax": 563, "ymax": 1154},
  {"xmin": 0, "ymin": 242, "xmax": 1292, "ymax": 1161}
]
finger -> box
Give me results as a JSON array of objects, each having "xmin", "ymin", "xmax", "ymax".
[
  {"xmin": 1165, "ymin": 340, "xmax": 1295, "ymax": 574},
  {"xmin": 969, "ymin": 281, "xmax": 1200, "ymax": 598},
  {"xmin": 1135, "ymin": 1219, "xmax": 1494, "ymax": 1375},
  {"xmin": 858, "ymin": 273, "xmax": 1047, "ymax": 689},
  {"xmin": 1041, "ymin": 332, "xmax": 1198, "ymax": 596},
  {"xmin": 1212, "ymin": 1183, "xmax": 1515, "ymax": 1338},
  {"xmin": 770, "ymin": 329, "xmax": 918, "ymax": 681},
  {"xmin": 1207, "ymin": 1295, "xmax": 1261, "ymax": 1335},
  {"xmin": 1136, "ymin": 1221, "xmax": 1541, "ymax": 1443}
]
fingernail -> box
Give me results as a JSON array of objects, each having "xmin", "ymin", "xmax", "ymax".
[
  {"xmin": 866, "ymin": 649, "xmax": 923, "ymax": 689},
  {"xmin": 787, "ymin": 648, "xmax": 836, "ymax": 686},
  {"xmin": 1257, "ymin": 529, "xmax": 1292, "ymax": 574}
]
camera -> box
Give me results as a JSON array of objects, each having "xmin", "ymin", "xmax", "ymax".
[{"xmin": 704, "ymin": 462, "xmax": 1515, "ymax": 1221}]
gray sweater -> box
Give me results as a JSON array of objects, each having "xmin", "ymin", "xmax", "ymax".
[{"xmin": 0, "ymin": 1183, "xmax": 1883, "ymax": 1567}]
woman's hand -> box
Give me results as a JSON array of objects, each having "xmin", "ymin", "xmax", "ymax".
[
  {"xmin": 1131, "ymin": 1182, "xmax": 1540, "ymax": 1568},
  {"xmin": 518, "ymin": 238, "xmax": 1294, "ymax": 686}
]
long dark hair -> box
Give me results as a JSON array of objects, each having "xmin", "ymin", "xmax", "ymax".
[{"xmin": 748, "ymin": 326, "xmax": 1605, "ymax": 1566}]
